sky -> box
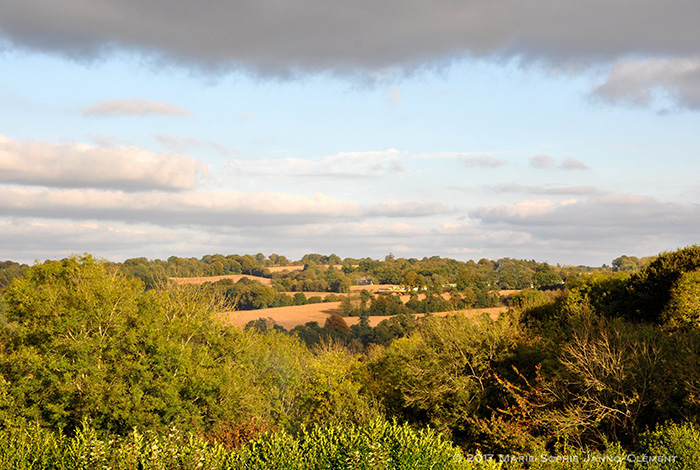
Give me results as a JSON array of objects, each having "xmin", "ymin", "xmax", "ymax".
[{"xmin": 1, "ymin": 1, "xmax": 699, "ymax": 266}]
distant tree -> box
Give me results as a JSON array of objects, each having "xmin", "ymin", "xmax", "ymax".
[
  {"xmin": 533, "ymin": 263, "xmax": 563, "ymax": 289},
  {"xmin": 612, "ymin": 255, "xmax": 642, "ymax": 272},
  {"xmin": 324, "ymin": 314, "xmax": 351, "ymax": 340}
]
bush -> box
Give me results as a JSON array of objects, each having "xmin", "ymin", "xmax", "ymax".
[
  {"xmin": 635, "ymin": 423, "xmax": 700, "ymax": 470},
  {"xmin": 0, "ymin": 419, "xmax": 475, "ymax": 469}
]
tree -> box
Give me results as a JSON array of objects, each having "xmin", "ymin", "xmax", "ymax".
[
  {"xmin": 612, "ymin": 255, "xmax": 641, "ymax": 272},
  {"xmin": 0, "ymin": 255, "xmax": 265, "ymax": 435},
  {"xmin": 533, "ymin": 263, "xmax": 563, "ymax": 289},
  {"xmin": 323, "ymin": 314, "xmax": 351, "ymax": 341},
  {"xmin": 664, "ymin": 269, "xmax": 700, "ymax": 327},
  {"xmin": 627, "ymin": 245, "xmax": 700, "ymax": 323}
]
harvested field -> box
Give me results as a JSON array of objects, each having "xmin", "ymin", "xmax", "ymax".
[
  {"xmin": 266, "ymin": 264, "xmax": 353, "ymax": 273},
  {"xmin": 349, "ymin": 284, "xmax": 401, "ymax": 292},
  {"xmin": 282, "ymin": 291, "xmax": 350, "ymax": 298},
  {"xmin": 169, "ymin": 274, "xmax": 272, "ymax": 285},
  {"xmin": 499, "ymin": 289, "xmax": 523, "ymax": 296},
  {"xmin": 218, "ymin": 302, "xmax": 343, "ymax": 330},
  {"xmin": 217, "ymin": 303, "xmax": 507, "ymax": 330},
  {"xmin": 344, "ymin": 307, "xmax": 507, "ymax": 327}
]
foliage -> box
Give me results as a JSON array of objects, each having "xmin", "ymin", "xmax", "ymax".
[
  {"xmin": 0, "ymin": 260, "xmax": 28, "ymax": 289},
  {"xmin": 635, "ymin": 423, "xmax": 700, "ymax": 470},
  {"xmin": 626, "ymin": 245, "xmax": 700, "ymax": 323},
  {"xmin": 0, "ymin": 419, "xmax": 473, "ymax": 470},
  {"xmin": 663, "ymin": 269, "xmax": 700, "ymax": 327},
  {"xmin": 0, "ymin": 256, "xmax": 312, "ymax": 436},
  {"xmin": 5, "ymin": 248, "xmax": 700, "ymax": 462},
  {"xmin": 366, "ymin": 313, "xmax": 523, "ymax": 446}
]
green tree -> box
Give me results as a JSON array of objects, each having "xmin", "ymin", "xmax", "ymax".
[{"xmin": 0, "ymin": 255, "xmax": 267, "ymax": 435}]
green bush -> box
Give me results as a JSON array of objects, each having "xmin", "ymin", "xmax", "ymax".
[
  {"xmin": 634, "ymin": 423, "xmax": 700, "ymax": 470},
  {"xmin": 0, "ymin": 419, "xmax": 477, "ymax": 469}
]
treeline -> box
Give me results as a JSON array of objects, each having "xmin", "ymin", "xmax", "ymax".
[
  {"xmin": 0, "ymin": 252, "xmax": 649, "ymax": 292},
  {"xmin": 0, "ymin": 261, "xmax": 28, "ymax": 289},
  {"xmin": 2, "ymin": 248, "xmax": 700, "ymax": 467},
  {"xmin": 120, "ymin": 253, "xmax": 577, "ymax": 291}
]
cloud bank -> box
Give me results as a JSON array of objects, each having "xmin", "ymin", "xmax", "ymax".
[
  {"xmin": 1, "ymin": 1, "xmax": 699, "ymax": 74},
  {"xmin": 0, "ymin": 134, "xmax": 205, "ymax": 191}
]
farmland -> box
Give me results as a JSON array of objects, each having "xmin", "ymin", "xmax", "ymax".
[
  {"xmin": 171, "ymin": 273, "xmax": 510, "ymax": 330},
  {"xmin": 218, "ymin": 300, "xmax": 507, "ymax": 330},
  {"xmin": 2, "ymin": 248, "xmax": 700, "ymax": 468}
]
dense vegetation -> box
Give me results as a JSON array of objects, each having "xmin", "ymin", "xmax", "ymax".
[{"xmin": 0, "ymin": 248, "xmax": 698, "ymax": 468}]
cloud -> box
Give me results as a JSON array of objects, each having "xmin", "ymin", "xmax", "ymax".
[
  {"xmin": 0, "ymin": 218, "xmax": 186, "ymax": 263},
  {"xmin": 227, "ymin": 149, "xmax": 406, "ymax": 178},
  {"xmin": 463, "ymin": 156, "xmax": 506, "ymax": 168},
  {"xmin": 412, "ymin": 151, "xmax": 509, "ymax": 161},
  {"xmin": 0, "ymin": 187, "xmax": 363, "ymax": 227},
  {"xmin": 593, "ymin": 58, "xmax": 700, "ymax": 110},
  {"xmin": 561, "ymin": 157, "xmax": 588, "ymax": 170},
  {"xmin": 153, "ymin": 134, "xmax": 230, "ymax": 155},
  {"xmin": 492, "ymin": 184, "xmax": 599, "ymax": 196},
  {"xmin": 366, "ymin": 200, "xmax": 450, "ymax": 218},
  {"xmin": 529, "ymin": 155, "xmax": 588, "ymax": 170},
  {"xmin": 0, "ymin": 134, "xmax": 205, "ymax": 190},
  {"xmin": 529, "ymin": 154, "xmax": 555, "ymax": 168},
  {"xmin": 80, "ymin": 99, "xmax": 191, "ymax": 116},
  {"xmin": 472, "ymin": 193, "xmax": 700, "ymax": 242},
  {"xmin": 1, "ymin": 1, "xmax": 699, "ymax": 75}
]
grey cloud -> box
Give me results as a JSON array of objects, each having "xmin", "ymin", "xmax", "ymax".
[
  {"xmin": 592, "ymin": 58, "xmax": 700, "ymax": 110},
  {"xmin": 471, "ymin": 194, "xmax": 700, "ymax": 244},
  {"xmin": 81, "ymin": 99, "xmax": 190, "ymax": 116},
  {"xmin": 416, "ymin": 193, "xmax": 700, "ymax": 265},
  {"xmin": 492, "ymin": 183, "xmax": 599, "ymax": 195},
  {"xmin": 366, "ymin": 200, "xmax": 450, "ymax": 218},
  {"xmin": 463, "ymin": 156, "xmax": 506, "ymax": 168},
  {"xmin": 0, "ymin": 134, "xmax": 205, "ymax": 191},
  {"xmin": 561, "ymin": 158, "xmax": 588, "ymax": 170},
  {"xmin": 529, "ymin": 155, "xmax": 588, "ymax": 170},
  {"xmin": 529, "ymin": 155, "xmax": 555, "ymax": 168},
  {"xmin": 0, "ymin": 218, "xmax": 186, "ymax": 264},
  {"xmin": 1, "ymin": 1, "xmax": 699, "ymax": 75}
]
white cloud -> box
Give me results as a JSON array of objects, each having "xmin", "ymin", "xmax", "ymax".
[
  {"xmin": 80, "ymin": 98, "xmax": 191, "ymax": 117},
  {"xmin": 227, "ymin": 149, "xmax": 406, "ymax": 178},
  {"xmin": 0, "ymin": 187, "xmax": 362, "ymax": 226},
  {"xmin": 0, "ymin": 134, "xmax": 205, "ymax": 191}
]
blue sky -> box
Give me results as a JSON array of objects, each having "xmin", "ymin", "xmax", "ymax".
[{"xmin": 1, "ymin": 1, "xmax": 699, "ymax": 266}]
